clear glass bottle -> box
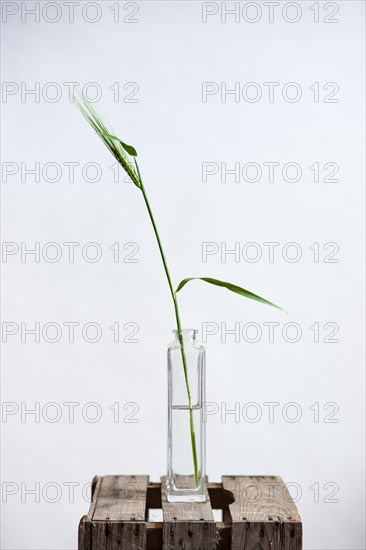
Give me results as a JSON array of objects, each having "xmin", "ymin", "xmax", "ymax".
[{"xmin": 167, "ymin": 329, "xmax": 206, "ymax": 502}]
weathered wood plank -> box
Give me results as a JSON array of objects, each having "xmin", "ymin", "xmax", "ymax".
[
  {"xmin": 161, "ymin": 476, "xmax": 216, "ymax": 550},
  {"xmin": 79, "ymin": 476, "xmax": 103, "ymax": 550},
  {"xmin": 222, "ymin": 475, "xmax": 302, "ymax": 550},
  {"xmin": 79, "ymin": 475, "xmax": 302, "ymax": 550},
  {"xmin": 93, "ymin": 475, "xmax": 149, "ymax": 521},
  {"xmin": 88, "ymin": 476, "xmax": 103, "ymax": 520},
  {"xmin": 78, "ymin": 516, "xmax": 87, "ymax": 550},
  {"xmin": 80, "ymin": 475, "xmax": 149, "ymax": 550},
  {"xmin": 161, "ymin": 476, "xmax": 213, "ymax": 521},
  {"xmin": 91, "ymin": 520, "xmax": 147, "ymax": 550}
]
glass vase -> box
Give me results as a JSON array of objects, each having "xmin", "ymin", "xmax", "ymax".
[{"xmin": 166, "ymin": 329, "xmax": 206, "ymax": 502}]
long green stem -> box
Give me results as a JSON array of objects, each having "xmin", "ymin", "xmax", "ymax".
[
  {"xmin": 173, "ymin": 297, "xmax": 199, "ymax": 486},
  {"xmin": 134, "ymin": 160, "xmax": 199, "ymax": 486}
]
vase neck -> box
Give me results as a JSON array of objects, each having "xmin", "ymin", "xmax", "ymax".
[{"xmin": 173, "ymin": 329, "xmax": 197, "ymax": 341}]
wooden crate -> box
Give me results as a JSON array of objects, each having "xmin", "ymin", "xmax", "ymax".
[{"xmin": 79, "ymin": 475, "xmax": 302, "ymax": 550}]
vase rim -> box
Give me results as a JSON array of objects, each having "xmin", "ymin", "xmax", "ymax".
[{"xmin": 173, "ymin": 329, "xmax": 198, "ymax": 337}]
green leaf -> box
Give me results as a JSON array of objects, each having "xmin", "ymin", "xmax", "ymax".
[
  {"xmin": 97, "ymin": 131, "xmax": 138, "ymax": 157},
  {"xmin": 176, "ymin": 277, "xmax": 286, "ymax": 313}
]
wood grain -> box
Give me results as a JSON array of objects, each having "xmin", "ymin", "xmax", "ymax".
[
  {"xmin": 79, "ymin": 475, "xmax": 302, "ymax": 550},
  {"xmin": 161, "ymin": 476, "xmax": 216, "ymax": 550},
  {"xmin": 93, "ymin": 475, "xmax": 149, "ymax": 521},
  {"xmin": 222, "ymin": 475, "xmax": 302, "ymax": 550},
  {"xmin": 79, "ymin": 475, "xmax": 149, "ymax": 550}
]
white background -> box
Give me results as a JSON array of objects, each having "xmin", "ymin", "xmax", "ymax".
[{"xmin": 1, "ymin": 1, "xmax": 365, "ymax": 549}]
